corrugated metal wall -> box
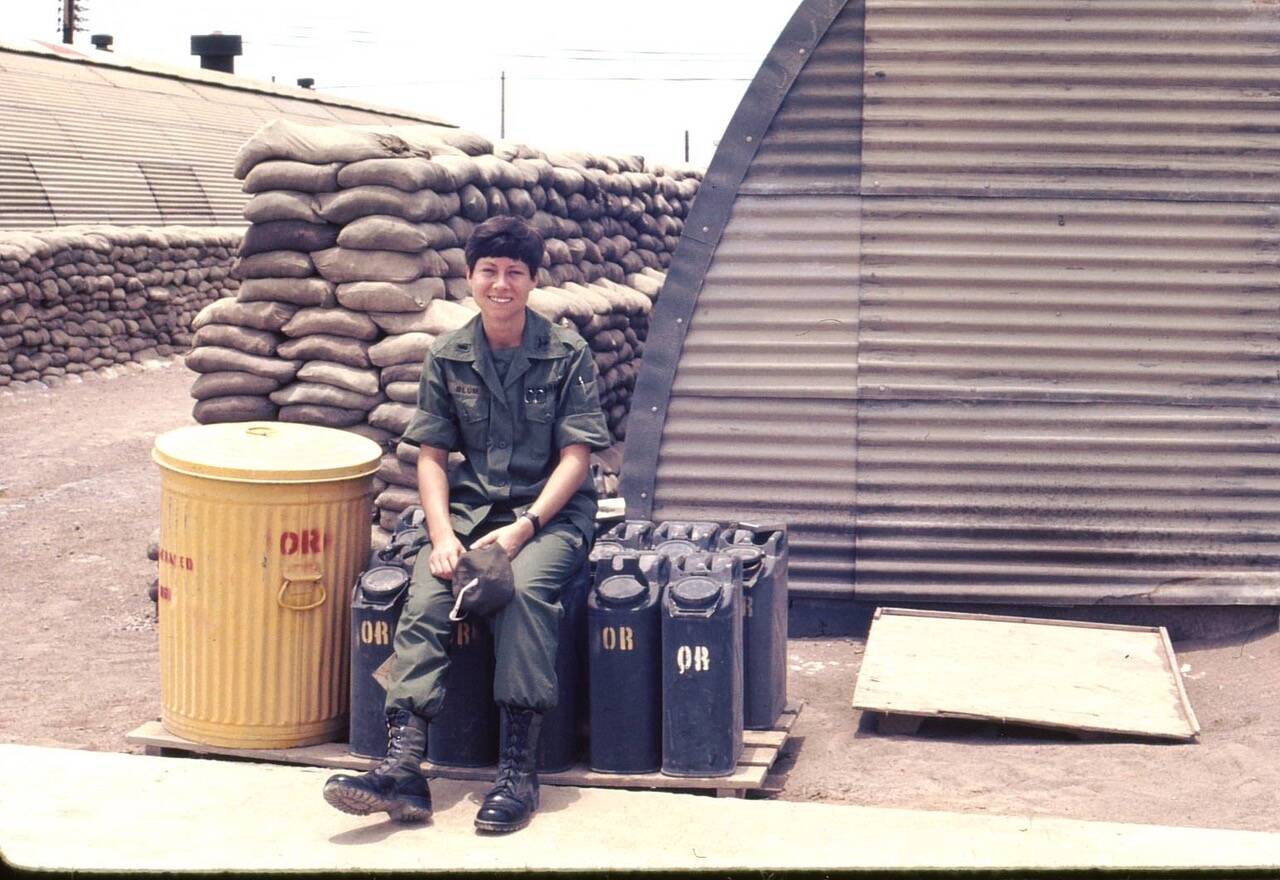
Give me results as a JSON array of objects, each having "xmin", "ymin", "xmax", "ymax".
[
  {"xmin": 627, "ymin": 0, "xmax": 1280, "ymax": 603},
  {"xmin": 0, "ymin": 45, "xmax": 452, "ymax": 230}
]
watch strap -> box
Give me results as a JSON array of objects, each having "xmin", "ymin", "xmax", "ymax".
[{"xmin": 521, "ymin": 511, "xmax": 542, "ymax": 532}]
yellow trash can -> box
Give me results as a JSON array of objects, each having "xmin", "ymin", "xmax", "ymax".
[{"xmin": 152, "ymin": 421, "xmax": 382, "ymax": 748}]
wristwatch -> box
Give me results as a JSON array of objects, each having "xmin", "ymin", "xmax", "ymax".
[{"xmin": 520, "ymin": 511, "xmax": 542, "ymax": 533}]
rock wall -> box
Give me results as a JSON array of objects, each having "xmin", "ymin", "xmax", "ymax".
[{"xmin": 0, "ymin": 226, "xmax": 240, "ymax": 389}]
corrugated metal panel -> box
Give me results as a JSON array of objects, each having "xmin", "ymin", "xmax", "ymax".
[
  {"xmin": 859, "ymin": 198, "xmax": 1280, "ymax": 406},
  {"xmin": 855, "ymin": 400, "xmax": 1280, "ymax": 603},
  {"xmin": 0, "ymin": 153, "xmax": 56, "ymax": 227},
  {"xmin": 654, "ymin": 396, "xmax": 857, "ymax": 583},
  {"xmin": 140, "ymin": 163, "xmax": 217, "ymax": 225},
  {"xmin": 627, "ymin": 0, "xmax": 861, "ymax": 597},
  {"xmin": 0, "ymin": 42, "xmax": 455, "ymax": 229},
  {"xmin": 29, "ymin": 156, "xmax": 163, "ymax": 226},
  {"xmin": 741, "ymin": 6, "xmax": 864, "ymax": 194},
  {"xmin": 862, "ymin": 0, "xmax": 1280, "ymax": 201}
]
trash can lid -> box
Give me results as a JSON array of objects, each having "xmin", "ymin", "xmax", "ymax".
[
  {"xmin": 153, "ymin": 421, "xmax": 381, "ymax": 483},
  {"xmin": 597, "ymin": 575, "xmax": 646, "ymax": 608},
  {"xmin": 670, "ymin": 576, "xmax": 721, "ymax": 609},
  {"xmin": 361, "ymin": 565, "xmax": 409, "ymax": 598}
]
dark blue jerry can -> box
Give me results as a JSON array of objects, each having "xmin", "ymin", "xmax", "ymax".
[
  {"xmin": 587, "ymin": 551, "xmax": 670, "ymax": 773},
  {"xmin": 538, "ymin": 558, "xmax": 592, "ymax": 772},
  {"xmin": 588, "ymin": 540, "xmax": 629, "ymax": 584},
  {"xmin": 660, "ymin": 555, "xmax": 744, "ymax": 777},
  {"xmin": 349, "ymin": 566, "xmax": 411, "ymax": 758},
  {"xmin": 427, "ymin": 616, "xmax": 499, "ymax": 767},
  {"xmin": 652, "ymin": 520, "xmax": 721, "ymax": 551},
  {"xmin": 598, "ymin": 518, "xmax": 655, "ymax": 549},
  {"xmin": 718, "ymin": 523, "xmax": 790, "ymax": 730}
]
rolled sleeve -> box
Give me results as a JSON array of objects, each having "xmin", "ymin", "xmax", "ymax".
[
  {"xmin": 555, "ymin": 345, "xmax": 612, "ymax": 451},
  {"xmin": 400, "ymin": 351, "xmax": 459, "ymax": 451}
]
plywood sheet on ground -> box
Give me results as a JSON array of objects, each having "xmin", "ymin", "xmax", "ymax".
[{"xmin": 851, "ymin": 608, "xmax": 1198, "ymax": 740}]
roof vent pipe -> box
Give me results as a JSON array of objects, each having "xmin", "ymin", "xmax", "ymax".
[
  {"xmin": 90, "ymin": 34, "xmax": 113, "ymax": 51},
  {"xmin": 297, "ymin": 77, "xmax": 315, "ymax": 89},
  {"xmin": 190, "ymin": 33, "xmax": 242, "ymax": 74}
]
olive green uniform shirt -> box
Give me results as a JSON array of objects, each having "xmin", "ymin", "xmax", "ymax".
[{"xmin": 401, "ymin": 308, "xmax": 612, "ymax": 542}]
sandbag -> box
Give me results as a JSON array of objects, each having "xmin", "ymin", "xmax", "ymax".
[
  {"xmin": 419, "ymin": 249, "xmax": 449, "ymax": 278},
  {"xmin": 316, "ymin": 187, "xmax": 460, "ymax": 224},
  {"xmin": 233, "ymin": 119, "xmax": 426, "ymax": 179},
  {"xmin": 193, "ymin": 298, "xmax": 298, "ymax": 332},
  {"xmin": 377, "ymin": 454, "xmax": 418, "ymax": 489},
  {"xmin": 237, "ymin": 277, "xmax": 337, "ymax": 308},
  {"xmin": 277, "ymin": 403, "xmax": 368, "ymax": 428},
  {"xmin": 381, "ymin": 362, "xmax": 424, "ymax": 384},
  {"xmin": 369, "ymin": 332, "xmax": 435, "ymax": 367},
  {"xmin": 276, "ymin": 334, "xmax": 371, "ymax": 369},
  {"xmin": 443, "ymin": 277, "xmax": 472, "ymax": 301},
  {"xmin": 369, "ymin": 401, "xmax": 416, "ymax": 434},
  {"xmin": 432, "ymin": 154, "xmax": 480, "ymax": 189},
  {"xmin": 346, "ymin": 423, "xmax": 395, "ymax": 449},
  {"xmin": 242, "ymin": 160, "xmax": 342, "ymax": 194},
  {"xmin": 193, "ymin": 396, "xmax": 279, "ymax": 424},
  {"xmin": 241, "ymin": 221, "xmax": 340, "ymax": 257},
  {"xmin": 185, "ymin": 346, "xmax": 302, "ymax": 383},
  {"xmin": 281, "ymin": 306, "xmax": 379, "ymax": 341},
  {"xmin": 338, "ymin": 216, "xmax": 456, "ymax": 252},
  {"xmin": 368, "ymin": 299, "xmax": 475, "ymax": 335},
  {"xmin": 243, "ymin": 191, "xmax": 323, "ymax": 224},
  {"xmin": 337, "ymin": 157, "xmax": 457, "ymax": 192},
  {"xmin": 395, "ymin": 441, "xmax": 422, "ymax": 465},
  {"xmin": 192, "ymin": 323, "xmax": 279, "ymax": 358},
  {"xmin": 190, "ymin": 371, "xmax": 283, "ymax": 400},
  {"xmin": 385, "ymin": 380, "xmax": 419, "ymax": 405},
  {"xmin": 313, "ymin": 247, "xmax": 424, "ymax": 284},
  {"xmin": 439, "ymin": 248, "xmax": 467, "ymax": 277},
  {"xmin": 376, "ymin": 484, "xmax": 420, "ymax": 513},
  {"xmin": 297, "ymin": 361, "xmax": 381, "ymax": 396},
  {"xmin": 336, "ymin": 278, "xmax": 443, "ymax": 312},
  {"xmin": 457, "ymin": 184, "xmax": 487, "ymax": 222},
  {"xmin": 270, "ymin": 382, "xmax": 385, "ymax": 411},
  {"xmin": 236, "ymin": 250, "xmax": 314, "ymax": 279}
]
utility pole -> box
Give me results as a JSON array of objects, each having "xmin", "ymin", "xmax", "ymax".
[
  {"xmin": 61, "ymin": 0, "xmax": 75, "ymax": 44},
  {"xmin": 500, "ymin": 71, "xmax": 506, "ymax": 139},
  {"xmin": 684, "ymin": 130, "xmax": 690, "ymax": 163}
]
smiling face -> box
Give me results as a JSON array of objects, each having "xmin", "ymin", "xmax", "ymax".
[{"xmin": 467, "ymin": 256, "xmax": 536, "ymax": 330}]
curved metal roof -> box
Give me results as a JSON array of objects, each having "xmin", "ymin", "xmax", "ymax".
[
  {"xmin": 0, "ymin": 39, "xmax": 454, "ymax": 229},
  {"xmin": 623, "ymin": 0, "xmax": 1280, "ymax": 604}
]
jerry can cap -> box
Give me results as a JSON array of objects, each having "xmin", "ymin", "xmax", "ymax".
[
  {"xmin": 721, "ymin": 545, "xmax": 764, "ymax": 572},
  {"xmin": 670, "ymin": 576, "xmax": 721, "ymax": 609},
  {"xmin": 361, "ymin": 566, "xmax": 409, "ymax": 598},
  {"xmin": 589, "ymin": 541, "xmax": 627, "ymax": 563},
  {"xmin": 654, "ymin": 539, "xmax": 700, "ymax": 560},
  {"xmin": 597, "ymin": 575, "xmax": 646, "ymax": 608}
]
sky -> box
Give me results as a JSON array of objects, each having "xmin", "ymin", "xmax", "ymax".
[{"xmin": 7, "ymin": 0, "xmax": 798, "ymax": 167}]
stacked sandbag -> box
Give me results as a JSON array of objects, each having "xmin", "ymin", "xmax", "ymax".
[
  {"xmin": 187, "ymin": 119, "xmax": 691, "ymax": 538},
  {"xmin": 0, "ymin": 226, "xmax": 240, "ymax": 390}
]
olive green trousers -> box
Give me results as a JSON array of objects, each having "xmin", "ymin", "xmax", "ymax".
[{"xmin": 384, "ymin": 519, "xmax": 586, "ymax": 718}]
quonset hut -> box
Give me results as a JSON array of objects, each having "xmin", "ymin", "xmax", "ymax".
[{"xmin": 622, "ymin": 0, "xmax": 1280, "ymax": 607}]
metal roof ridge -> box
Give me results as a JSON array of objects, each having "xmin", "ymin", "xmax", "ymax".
[{"xmin": 0, "ymin": 37, "xmax": 455, "ymax": 129}]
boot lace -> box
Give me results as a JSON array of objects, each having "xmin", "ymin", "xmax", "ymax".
[
  {"xmin": 375, "ymin": 711, "xmax": 413, "ymax": 773},
  {"xmin": 491, "ymin": 712, "xmax": 532, "ymax": 793}
]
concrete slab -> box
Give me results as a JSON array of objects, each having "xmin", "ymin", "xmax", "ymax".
[{"xmin": 2, "ymin": 743, "xmax": 1279, "ymax": 872}]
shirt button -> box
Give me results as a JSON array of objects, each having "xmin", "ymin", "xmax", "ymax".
[{"xmin": 496, "ymin": 440, "xmax": 508, "ymax": 449}]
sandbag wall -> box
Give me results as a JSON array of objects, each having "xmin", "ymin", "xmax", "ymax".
[
  {"xmin": 187, "ymin": 120, "xmax": 693, "ymax": 535},
  {"xmin": 0, "ymin": 226, "xmax": 240, "ymax": 389}
]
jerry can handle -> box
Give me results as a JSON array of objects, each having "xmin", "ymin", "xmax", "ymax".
[{"xmin": 279, "ymin": 566, "xmax": 326, "ymax": 611}]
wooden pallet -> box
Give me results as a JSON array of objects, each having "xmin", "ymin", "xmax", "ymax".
[{"xmin": 126, "ymin": 703, "xmax": 802, "ymax": 799}]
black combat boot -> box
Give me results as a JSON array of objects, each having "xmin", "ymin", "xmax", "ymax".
[
  {"xmin": 474, "ymin": 705, "xmax": 542, "ymax": 833},
  {"xmin": 323, "ymin": 709, "xmax": 432, "ymax": 822}
]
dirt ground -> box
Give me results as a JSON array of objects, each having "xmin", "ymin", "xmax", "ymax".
[{"xmin": 2, "ymin": 362, "xmax": 1278, "ymax": 834}]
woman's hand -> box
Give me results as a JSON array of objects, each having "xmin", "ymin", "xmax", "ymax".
[
  {"xmin": 428, "ymin": 533, "xmax": 466, "ymax": 580},
  {"xmin": 469, "ymin": 518, "xmax": 536, "ymax": 560}
]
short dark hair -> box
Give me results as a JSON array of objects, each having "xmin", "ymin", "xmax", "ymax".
[{"xmin": 464, "ymin": 215, "xmax": 544, "ymax": 277}]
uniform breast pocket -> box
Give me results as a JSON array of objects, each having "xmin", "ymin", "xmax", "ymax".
[
  {"xmin": 456, "ymin": 394, "xmax": 489, "ymax": 449},
  {"xmin": 523, "ymin": 385, "xmax": 555, "ymax": 461}
]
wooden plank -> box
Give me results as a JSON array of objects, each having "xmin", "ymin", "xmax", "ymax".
[
  {"xmin": 852, "ymin": 607, "xmax": 1199, "ymax": 741},
  {"xmin": 743, "ymin": 729, "xmax": 787, "ymax": 749},
  {"xmin": 126, "ymin": 722, "xmax": 772, "ymax": 791}
]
